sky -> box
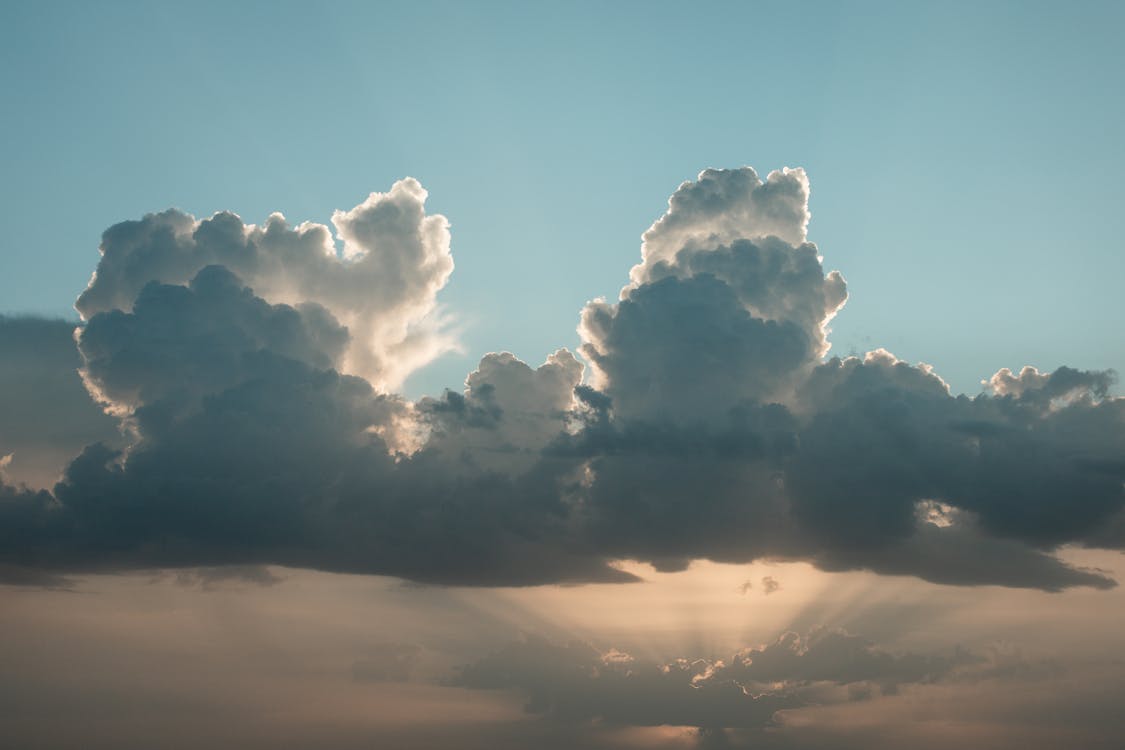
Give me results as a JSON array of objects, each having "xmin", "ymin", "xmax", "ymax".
[{"xmin": 2, "ymin": 1, "xmax": 1125, "ymax": 748}]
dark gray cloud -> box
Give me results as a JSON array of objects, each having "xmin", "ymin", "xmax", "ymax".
[
  {"xmin": 0, "ymin": 169, "xmax": 1121, "ymax": 590},
  {"xmin": 579, "ymin": 274, "xmax": 812, "ymax": 423},
  {"xmin": 453, "ymin": 628, "xmax": 984, "ymax": 732},
  {"xmin": 0, "ymin": 316, "xmax": 122, "ymax": 489},
  {"xmin": 454, "ymin": 634, "xmax": 798, "ymax": 729},
  {"xmin": 788, "ymin": 352, "xmax": 1124, "ymax": 585},
  {"xmin": 0, "ymin": 286, "xmax": 621, "ymax": 586},
  {"xmin": 712, "ymin": 629, "xmax": 973, "ymax": 691},
  {"xmin": 78, "ymin": 265, "xmax": 349, "ymax": 420},
  {"xmin": 167, "ymin": 565, "xmax": 284, "ymax": 589},
  {"xmin": 0, "ymin": 271, "xmax": 627, "ymax": 585}
]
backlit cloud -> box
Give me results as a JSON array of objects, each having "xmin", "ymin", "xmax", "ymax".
[
  {"xmin": 0, "ymin": 167, "xmax": 1121, "ymax": 590},
  {"xmin": 76, "ymin": 178, "xmax": 454, "ymax": 391}
]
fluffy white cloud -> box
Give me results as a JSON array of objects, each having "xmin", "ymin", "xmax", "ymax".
[
  {"xmin": 630, "ymin": 166, "xmax": 812, "ymax": 285},
  {"xmin": 421, "ymin": 349, "xmax": 583, "ymax": 474},
  {"xmin": 77, "ymin": 178, "xmax": 454, "ymax": 390}
]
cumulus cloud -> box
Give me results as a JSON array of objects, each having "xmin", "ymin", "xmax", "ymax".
[
  {"xmin": 985, "ymin": 364, "xmax": 1115, "ymax": 407},
  {"xmin": 1, "ymin": 169, "xmax": 1122, "ymax": 590},
  {"xmin": 0, "ymin": 316, "xmax": 122, "ymax": 489},
  {"xmin": 579, "ymin": 275, "xmax": 813, "ymax": 422},
  {"xmin": 76, "ymin": 178, "xmax": 454, "ymax": 390},
  {"xmin": 583, "ymin": 167, "xmax": 846, "ymax": 418},
  {"xmin": 419, "ymin": 349, "xmax": 583, "ymax": 474},
  {"xmin": 790, "ymin": 351, "xmax": 1124, "ymax": 568},
  {"xmin": 78, "ymin": 265, "xmax": 350, "ymax": 419},
  {"xmin": 0, "ymin": 270, "xmax": 625, "ymax": 585},
  {"xmin": 630, "ymin": 167, "xmax": 812, "ymax": 284}
]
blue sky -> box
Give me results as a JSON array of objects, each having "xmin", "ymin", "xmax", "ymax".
[{"xmin": 3, "ymin": 0, "xmax": 1123, "ymax": 397}]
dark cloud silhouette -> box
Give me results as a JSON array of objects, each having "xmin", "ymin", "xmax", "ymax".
[
  {"xmin": 0, "ymin": 316, "xmax": 122, "ymax": 489},
  {"xmin": 78, "ymin": 265, "xmax": 350, "ymax": 420},
  {"xmin": 168, "ymin": 565, "xmax": 284, "ymax": 589},
  {"xmin": 0, "ymin": 168, "xmax": 1121, "ymax": 590},
  {"xmin": 0, "ymin": 276, "xmax": 624, "ymax": 585},
  {"xmin": 453, "ymin": 628, "xmax": 984, "ymax": 731},
  {"xmin": 454, "ymin": 635, "xmax": 798, "ymax": 729},
  {"xmin": 0, "ymin": 562, "xmax": 76, "ymax": 589},
  {"xmin": 712, "ymin": 629, "xmax": 973, "ymax": 691},
  {"xmin": 579, "ymin": 274, "xmax": 812, "ymax": 423},
  {"xmin": 788, "ymin": 351, "xmax": 1124, "ymax": 586}
]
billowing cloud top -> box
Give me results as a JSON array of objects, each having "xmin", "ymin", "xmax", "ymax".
[
  {"xmin": 76, "ymin": 178, "xmax": 454, "ymax": 391},
  {"xmin": 631, "ymin": 167, "xmax": 812, "ymax": 282},
  {"xmin": 1, "ymin": 167, "xmax": 1122, "ymax": 590}
]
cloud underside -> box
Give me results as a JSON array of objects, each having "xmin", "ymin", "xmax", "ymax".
[{"xmin": 1, "ymin": 168, "xmax": 1122, "ymax": 590}]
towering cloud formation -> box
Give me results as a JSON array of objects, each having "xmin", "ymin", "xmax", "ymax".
[
  {"xmin": 76, "ymin": 178, "xmax": 453, "ymax": 391},
  {"xmin": 0, "ymin": 167, "xmax": 1121, "ymax": 590},
  {"xmin": 583, "ymin": 168, "xmax": 847, "ymax": 422},
  {"xmin": 630, "ymin": 167, "xmax": 812, "ymax": 281}
]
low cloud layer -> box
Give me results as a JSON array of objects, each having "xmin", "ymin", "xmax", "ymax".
[
  {"xmin": 1, "ymin": 167, "xmax": 1122, "ymax": 590},
  {"xmin": 452, "ymin": 627, "xmax": 1032, "ymax": 733}
]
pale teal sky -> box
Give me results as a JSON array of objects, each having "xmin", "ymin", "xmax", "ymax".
[{"xmin": 2, "ymin": 0, "xmax": 1123, "ymax": 397}]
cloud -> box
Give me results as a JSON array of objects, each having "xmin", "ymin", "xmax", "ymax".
[
  {"xmin": 167, "ymin": 565, "xmax": 284, "ymax": 590},
  {"xmin": 630, "ymin": 167, "xmax": 812, "ymax": 285},
  {"xmin": 453, "ymin": 628, "xmax": 984, "ymax": 732},
  {"xmin": 76, "ymin": 178, "xmax": 454, "ymax": 390},
  {"xmin": 0, "ymin": 270, "xmax": 626, "ymax": 585},
  {"xmin": 579, "ymin": 275, "xmax": 813, "ymax": 423},
  {"xmin": 741, "ymin": 659, "xmax": 1125, "ymax": 750},
  {"xmin": 453, "ymin": 634, "xmax": 799, "ymax": 730},
  {"xmin": 0, "ymin": 316, "xmax": 122, "ymax": 489},
  {"xmin": 0, "ymin": 169, "xmax": 1122, "ymax": 590},
  {"xmin": 713, "ymin": 628, "xmax": 973, "ymax": 691},
  {"xmin": 985, "ymin": 364, "xmax": 1115, "ymax": 407},
  {"xmin": 352, "ymin": 643, "xmax": 423, "ymax": 683},
  {"xmin": 78, "ymin": 265, "xmax": 351, "ymax": 420},
  {"xmin": 789, "ymin": 351, "xmax": 1125, "ymax": 571},
  {"xmin": 419, "ymin": 349, "xmax": 584, "ymax": 474},
  {"xmin": 0, "ymin": 562, "xmax": 76, "ymax": 589}
]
